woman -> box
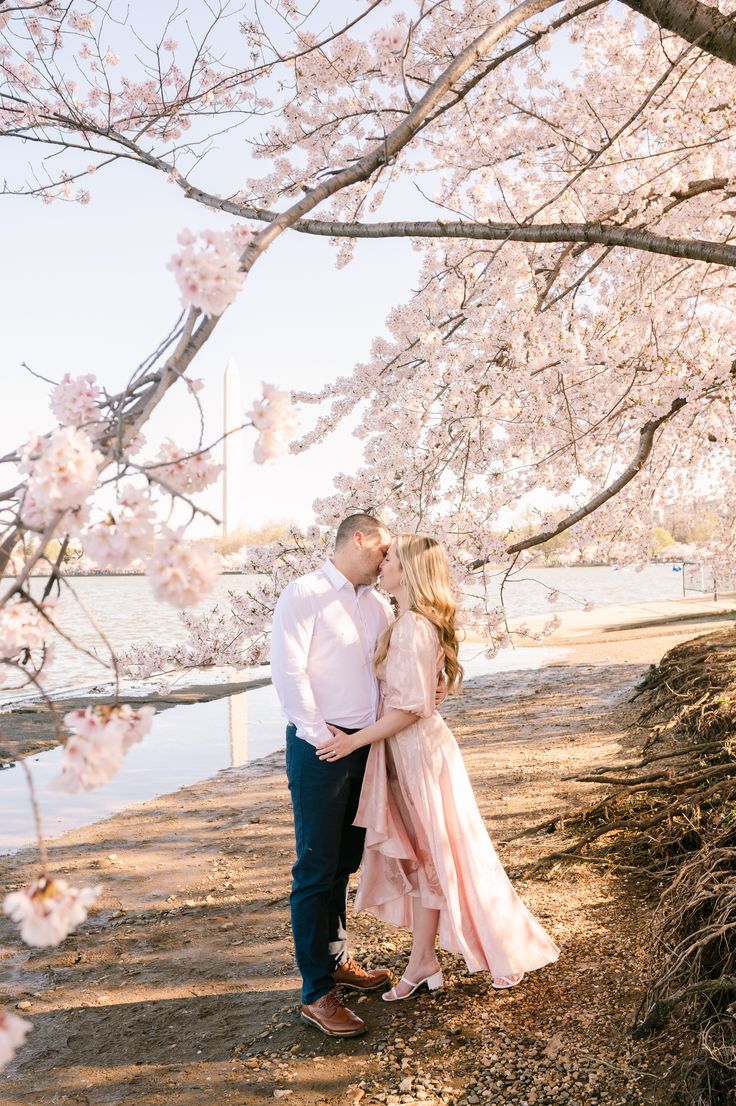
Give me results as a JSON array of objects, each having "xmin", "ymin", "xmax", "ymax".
[{"xmin": 317, "ymin": 534, "xmax": 559, "ymax": 1000}]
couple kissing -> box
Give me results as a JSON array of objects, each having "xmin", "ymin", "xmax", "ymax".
[{"xmin": 271, "ymin": 512, "xmax": 559, "ymax": 1038}]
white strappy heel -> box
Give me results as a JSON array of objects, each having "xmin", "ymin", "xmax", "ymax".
[
  {"xmin": 491, "ymin": 972, "xmax": 525, "ymax": 990},
  {"xmin": 382, "ymin": 968, "xmax": 444, "ymax": 1002}
]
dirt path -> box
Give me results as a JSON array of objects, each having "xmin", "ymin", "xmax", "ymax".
[{"xmin": 0, "ymin": 627, "xmax": 705, "ymax": 1106}]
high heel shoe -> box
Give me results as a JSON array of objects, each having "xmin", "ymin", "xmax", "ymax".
[
  {"xmin": 382, "ymin": 968, "xmax": 444, "ymax": 1002},
  {"xmin": 491, "ymin": 972, "xmax": 525, "ymax": 990}
]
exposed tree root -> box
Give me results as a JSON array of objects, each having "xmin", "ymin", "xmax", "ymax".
[{"xmin": 528, "ymin": 628, "xmax": 736, "ymax": 1104}]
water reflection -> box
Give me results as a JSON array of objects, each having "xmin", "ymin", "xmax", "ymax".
[
  {"xmin": 229, "ymin": 690, "xmax": 249, "ymax": 768},
  {"xmin": 0, "ymin": 681, "xmax": 285, "ymax": 855}
]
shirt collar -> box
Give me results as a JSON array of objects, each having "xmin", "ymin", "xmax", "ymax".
[{"xmin": 322, "ymin": 559, "xmax": 372, "ymax": 594}]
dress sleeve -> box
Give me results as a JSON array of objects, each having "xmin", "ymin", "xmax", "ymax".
[{"xmin": 383, "ymin": 612, "xmax": 440, "ymax": 719}]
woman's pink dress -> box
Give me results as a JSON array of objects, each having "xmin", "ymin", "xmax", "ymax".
[{"xmin": 354, "ymin": 611, "xmax": 560, "ymax": 980}]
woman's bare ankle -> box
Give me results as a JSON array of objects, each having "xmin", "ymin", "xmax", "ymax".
[{"xmin": 405, "ymin": 954, "xmax": 440, "ymax": 982}]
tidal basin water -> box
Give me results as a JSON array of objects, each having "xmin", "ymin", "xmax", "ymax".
[
  {"xmin": 5, "ymin": 564, "xmax": 691, "ymax": 702},
  {"xmin": 0, "ymin": 644, "xmax": 564, "ymax": 853}
]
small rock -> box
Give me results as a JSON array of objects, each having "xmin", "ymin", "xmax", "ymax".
[
  {"xmin": 543, "ymin": 1034, "xmax": 563, "ymax": 1060},
  {"xmin": 16, "ymin": 1001, "xmax": 32, "ymax": 1011},
  {"xmin": 273, "ymin": 1091, "xmax": 293, "ymax": 1099}
]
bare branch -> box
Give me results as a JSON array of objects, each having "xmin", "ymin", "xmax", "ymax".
[
  {"xmin": 470, "ymin": 396, "xmax": 688, "ymax": 568},
  {"xmin": 170, "ymin": 188, "xmax": 736, "ymax": 269}
]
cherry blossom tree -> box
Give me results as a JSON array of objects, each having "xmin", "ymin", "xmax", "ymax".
[
  {"xmin": 3, "ymin": 0, "xmax": 734, "ymax": 603},
  {"xmin": 1, "ymin": 0, "xmax": 736, "ymax": 1068}
]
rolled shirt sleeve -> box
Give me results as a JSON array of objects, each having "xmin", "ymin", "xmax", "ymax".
[{"xmin": 270, "ymin": 583, "xmax": 333, "ymax": 747}]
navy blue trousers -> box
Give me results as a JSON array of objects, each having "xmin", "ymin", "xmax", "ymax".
[{"xmin": 285, "ymin": 723, "xmax": 369, "ymax": 1004}]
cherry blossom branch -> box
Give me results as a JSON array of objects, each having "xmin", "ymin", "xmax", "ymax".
[
  {"xmin": 128, "ymin": 0, "xmax": 388, "ymax": 119},
  {"xmin": 6, "ymin": 1, "xmax": 733, "ymax": 279},
  {"xmin": 470, "ymin": 397, "xmax": 689, "ymax": 567},
  {"xmin": 199, "ymin": 212, "xmax": 736, "ymax": 269},
  {"xmin": 116, "ymin": 130, "xmax": 731, "ymax": 267},
  {"xmin": 19, "ymin": 759, "xmax": 49, "ymax": 879},
  {"xmin": 119, "ymin": 463, "xmax": 222, "ymax": 525},
  {"xmin": 21, "ymin": 587, "xmax": 115, "ymax": 673}
]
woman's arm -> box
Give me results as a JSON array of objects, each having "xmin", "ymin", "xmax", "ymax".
[{"xmin": 315, "ymin": 708, "xmax": 419, "ymax": 762}]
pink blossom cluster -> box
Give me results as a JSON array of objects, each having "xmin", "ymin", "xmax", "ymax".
[
  {"xmin": 372, "ymin": 27, "xmax": 405, "ymax": 54},
  {"xmin": 167, "ymin": 226, "xmax": 255, "ymax": 317},
  {"xmin": 20, "ymin": 491, "xmax": 90, "ymax": 536},
  {"xmin": 0, "ymin": 1010, "xmax": 31, "ymax": 1073},
  {"xmin": 248, "ymin": 383, "xmax": 298, "ymax": 463},
  {"xmin": 68, "ymin": 12, "xmax": 95, "ymax": 33},
  {"xmin": 51, "ymin": 704, "xmax": 156, "ymax": 793},
  {"xmin": 0, "ymin": 599, "xmax": 51, "ymax": 661},
  {"xmin": 50, "ymin": 373, "xmax": 102, "ymax": 427},
  {"xmin": 151, "ymin": 439, "xmax": 223, "ymax": 495},
  {"xmin": 82, "ymin": 485, "xmax": 155, "ymax": 570},
  {"xmin": 128, "ymin": 532, "xmax": 331, "ymax": 680},
  {"xmin": 20, "ymin": 427, "xmax": 103, "ymax": 524},
  {"xmin": 3, "ymin": 878, "xmax": 100, "ymax": 948},
  {"xmin": 536, "ymin": 615, "xmax": 562, "ymax": 640},
  {"xmin": 146, "ymin": 528, "xmax": 220, "ymax": 607}
]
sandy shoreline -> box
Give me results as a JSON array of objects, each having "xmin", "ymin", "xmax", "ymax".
[
  {"xmin": 0, "ymin": 600, "xmax": 732, "ymax": 1105},
  {"xmin": 520, "ymin": 592, "xmax": 736, "ymax": 644}
]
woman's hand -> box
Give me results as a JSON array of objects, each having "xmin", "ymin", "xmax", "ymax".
[{"xmin": 316, "ymin": 725, "xmax": 361, "ymax": 762}]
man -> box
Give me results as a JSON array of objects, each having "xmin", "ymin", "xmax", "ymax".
[{"xmin": 270, "ymin": 511, "xmax": 395, "ymax": 1038}]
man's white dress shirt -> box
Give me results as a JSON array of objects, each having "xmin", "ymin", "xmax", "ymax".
[{"xmin": 270, "ymin": 560, "xmax": 394, "ymax": 748}]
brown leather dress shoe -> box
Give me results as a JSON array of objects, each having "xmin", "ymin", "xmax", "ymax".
[
  {"xmin": 331, "ymin": 955, "xmax": 392, "ymax": 992},
  {"xmin": 300, "ymin": 989, "xmax": 367, "ymax": 1037}
]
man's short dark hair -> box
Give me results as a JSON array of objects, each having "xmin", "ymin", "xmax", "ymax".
[{"xmin": 335, "ymin": 512, "xmax": 387, "ymax": 549}]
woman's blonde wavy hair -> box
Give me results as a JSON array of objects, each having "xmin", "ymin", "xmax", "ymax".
[{"xmin": 374, "ymin": 533, "xmax": 464, "ymax": 694}]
